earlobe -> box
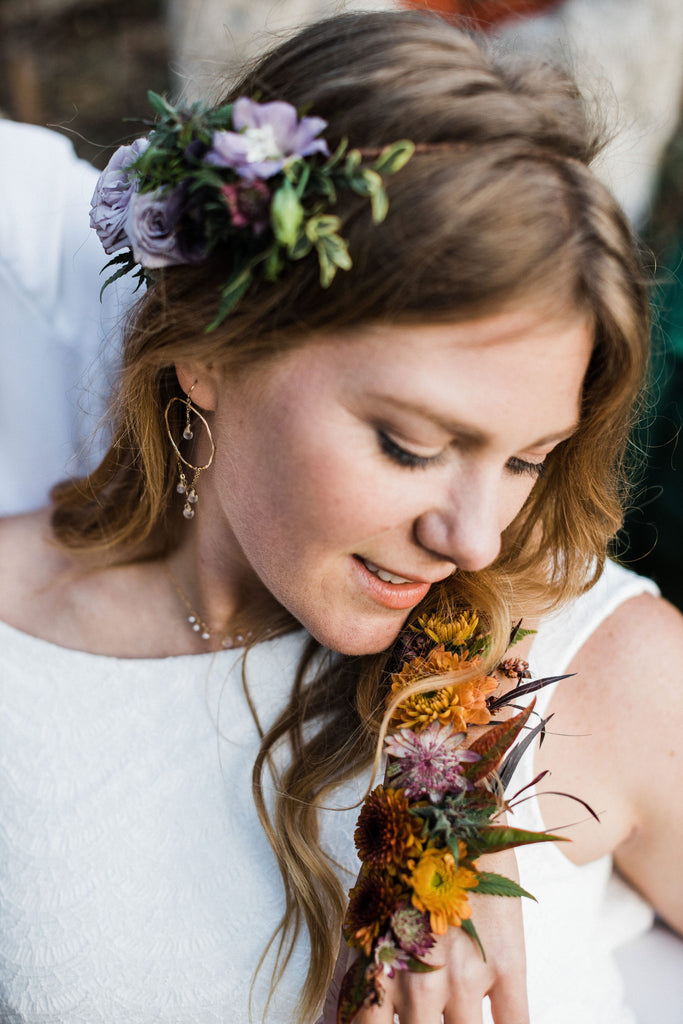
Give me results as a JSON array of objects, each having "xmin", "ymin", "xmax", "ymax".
[{"xmin": 174, "ymin": 363, "xmax": 218, "ymax": 412}]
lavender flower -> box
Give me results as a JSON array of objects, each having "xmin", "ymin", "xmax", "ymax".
[
  {"xmin": 89, "ymin": 138, "xmax": 148, "ymax": 253},
  {"xmin": 125, "ymin": 186, "xmax": 187, "ymax": 269},
  {"xmin": 385, "ymin": 721, "xmax": 480, "ymax": 802},
  {"xmin": 206, "ymin": 97, "xmax": 328, "ymax": 179}
]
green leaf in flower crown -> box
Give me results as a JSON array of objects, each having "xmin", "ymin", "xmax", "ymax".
[
  {"xmin": 98, "ymin": 252, "xmax": 139, "ymax": 299},
  {"xmin": 290, "ymin": 160, "xmax": 311, "ymax": 198},
  {"xmin": 324, "ymin": 137, "xmax": 349, "ymax": 171},
  {"xmin": 207, "ymin": 102, "xmax": 234, "ymax": 126},
  {"xmin": 370, "ymin": 184, "xmax": 389, "ymax": 223},
  {"xmin": 344, "ymin": 148, "xmax": 362, "ymax": 173},
  {"xmin": 263, "ymin": 245, "xmax": 287, "ymax": 281},
  {"xmin": 315, "ymin": 232, "xmax": 352, "ymax": 287},
  {"xmin": 288, "ymin": 233, "xmax": 313, "ymax": 262},
  {"xmin": 271, "ymin": 179, "xmax": 304, "ymax": 252},
  {"xmin": 206, "ymin": 265, "xmax": 254, "ymax": 332},
  {"xmin": 474, "ymin": 871, "xmax": 536, "ymax": 900},
  {"xmin": 337, "ymin": 955, "xmax": 375, "ymax": 1024},
  {"xmin": 147, "ymin": 90, "xmax": 178, "ymax": 121},
  {"xmin": 316, "ymin": 175, "xmax": 338, "ymax": 203},
  {"xmin": 305, "ymin": 214, "xmax": 343, "ymax": 242},
  {"xmin": 468, "ymin": 825, "xmax": 567, "ymax": 856},
  {"xmin": 372, "ymin": 139, "xmax": 416, "ymax": 175},
  {"xmin": 462, "ymin": 702, "xmax": 535, "ymax": 783}
]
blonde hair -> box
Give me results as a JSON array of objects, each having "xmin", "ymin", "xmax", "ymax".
[{"xmin": 52, "ymin": 11, "xmax": 650, "ymax": 1021}]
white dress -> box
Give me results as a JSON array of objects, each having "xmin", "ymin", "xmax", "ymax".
[{"xmin": 0, "ymin": 561, "xmax": 660, "ymax": 1023}]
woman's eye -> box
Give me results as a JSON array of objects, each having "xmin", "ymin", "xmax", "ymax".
[
  {"xmin": 377, "ymin": 431, "xmax": 444, "ymax": 469},
  {"xmin": 506, "ymin": 456, "xmax": 546, "ymax": 478}
]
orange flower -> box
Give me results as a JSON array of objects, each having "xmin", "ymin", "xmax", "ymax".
[
  {"xmin": 344, "ymin": 870, "xmax": 406, "ymax": 956},
  {"xmin": 410, "ymin": 844, "xmax": 480, "ymax": 934},
  {"xmin": 354, "ymin": 786, "xmax": 424, "ymax": 872},
  {"xmin": 389, "ymin": 646, "xmax": 497, "ymax": 731},
  {"xmin": 411, "ymin": 610, "xmax": 480, "ymax": 647}
]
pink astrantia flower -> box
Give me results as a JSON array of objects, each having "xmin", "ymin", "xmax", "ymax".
[
  {"xmin": 206, "ymin": 97, "xmax": 328, "ymax": 179},
  {"xmin": 389, "ymin": 903, "xmax": 435, "ymax": 958},
  {"xmin": 385, "ymin": 721, "xmax": 480, "ymax": 802}
]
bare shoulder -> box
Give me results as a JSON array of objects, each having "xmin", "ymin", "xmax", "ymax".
[
  {"xmin": 572, "ymin": 590, "xmax": 683, "ymax": 932},
  {"xmin": 535, "ymin": 588, "xmax": 683, "ymax": 873},
  {"xmin": 0, "ymin": 509, "xmax": 79, "ymax": 631},
  {"xmin": 0, "ymin": 509, "xmax": 69, "ymax": 601},
  {"xmin": 567, "ymin": 589, "xmax": 683, "ymax": 715},
  {"xmin": 0, "ymin": 509, "xmax": 187, "ymax": 657}
]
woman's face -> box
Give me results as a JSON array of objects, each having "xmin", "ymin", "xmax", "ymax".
[{"xmin": 196, "ymin": 307, "xmax": 592, "ymax": 654}]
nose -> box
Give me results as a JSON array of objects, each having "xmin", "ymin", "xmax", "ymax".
[{"xmin": 413, "ymin": 481, "xmax": 503, "ymax": 573}]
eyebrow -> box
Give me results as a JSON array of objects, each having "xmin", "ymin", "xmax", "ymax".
[{"xmin": 372, "ymin": 396, "xmax": 579, "ymax": 449}]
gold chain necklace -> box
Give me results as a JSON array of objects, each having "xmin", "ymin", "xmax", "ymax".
[{"xmin": 163, "ymin": 565, "xmax": 251, "ymax": 649}]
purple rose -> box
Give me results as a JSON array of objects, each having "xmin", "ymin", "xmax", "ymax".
[
  {"xmin": 89, "ymin": 137, "xmax": 149, "ymax": 253},
  {"xmin": 125, "ymin": 186, "xmax": 186, "ymax": 269},
  {"xmin": 205, "ymin": 97, "xmax": 328, "ymax": 179}
]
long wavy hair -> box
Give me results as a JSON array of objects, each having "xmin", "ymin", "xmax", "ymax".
[{"xmin": 52, "ymin": 11, "xmax": 650, "ymax": 1021}]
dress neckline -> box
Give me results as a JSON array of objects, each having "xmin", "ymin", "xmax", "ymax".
[{"xmin": 0, "ymin": 614, "xmax": 306, "ymax": 665}]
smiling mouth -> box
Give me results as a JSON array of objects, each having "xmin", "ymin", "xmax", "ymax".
[{"xmin": 359, "ymin": 558, "xmax": 416, "ymax": 585}]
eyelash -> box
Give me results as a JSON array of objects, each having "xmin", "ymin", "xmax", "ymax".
[
  {"xmin": 506, "ymin": 456, "xmax": 547, "ymax": 479},
  {"xmin": 378, "ymin": 431, "xmax": 547, "ymax": 477},
  {"xmin": 377, "ymin": 431, "xmax": 443, "ymax": 469}
]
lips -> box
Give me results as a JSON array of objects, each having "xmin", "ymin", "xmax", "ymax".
[
  {"xmin": 361, "ymin": 559, "xmax": 413, "ymax": 585},
  {"xmin": 352, "ymin": 556, "xmax": 434, "ymax": 611}
]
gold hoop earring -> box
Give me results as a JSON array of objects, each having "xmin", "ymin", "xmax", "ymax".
[{"xmin": 164, "ymin": 384, "xmax": 216, "ymax": 520}]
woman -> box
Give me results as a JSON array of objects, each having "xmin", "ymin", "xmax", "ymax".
[{"xmin": 0, "ymin": 10, "xmax": 681, "ymax": 1024}]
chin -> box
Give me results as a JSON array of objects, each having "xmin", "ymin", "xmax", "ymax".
[{"xmin": 304, "ymin": 614, "xmax": 407, "ymax": 656}]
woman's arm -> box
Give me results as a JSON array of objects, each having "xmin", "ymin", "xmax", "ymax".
[
  {"xmin": 607, "ymin": 596, "xmax": 683, "ymax": 934},
  {"xmin": 537, "ymin": 591, "xmax": 683, "ymax": 934}
]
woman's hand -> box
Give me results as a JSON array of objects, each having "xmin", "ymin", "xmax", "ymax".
[{"xmin": 318, "ymin": 848, "xmax": 529, "ymax": 1024}]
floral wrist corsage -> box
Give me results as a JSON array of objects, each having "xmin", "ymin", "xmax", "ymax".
[{"xmin": 338, "ymin": 611, "xmax": 593, "ymax": 1023}]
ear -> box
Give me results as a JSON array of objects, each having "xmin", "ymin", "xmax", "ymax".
[{"xmin": 174, "ymin": 363, "xmax": 219, "ymax": 412}]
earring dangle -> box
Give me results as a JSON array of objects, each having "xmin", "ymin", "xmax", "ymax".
[{"xmin": 164, "ymin": 384, "xmax": 215, "ymax": 520}]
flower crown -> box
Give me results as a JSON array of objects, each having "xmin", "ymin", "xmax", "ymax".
[{"xmin": 90, "ymin": 92, "xmax": 414, "ymax": 331}]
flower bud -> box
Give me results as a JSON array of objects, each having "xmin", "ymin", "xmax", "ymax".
[{"xmin": 271, "ymin": 179, "xmax": 304, "ymax": 252}]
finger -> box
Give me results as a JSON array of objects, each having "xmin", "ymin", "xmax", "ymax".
[
  {"xmin": 353, "ymin": 995, "xmax": 396, "ymax": 1023},
  {"xmin": 441, "ymin": 991, "xmax": 484, "ymax": 1024},
  {"xmin": 488, "ymin": 971, "xmax": 530, "ymax": 1024},
  {"xmin": 391, "ymin": 969, "xmax": 482, "ymax": 1024}
]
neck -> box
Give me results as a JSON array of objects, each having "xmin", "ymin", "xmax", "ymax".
[{"xmin": 163, "ymin": 526, "xmax": 292, "ymax": 653}]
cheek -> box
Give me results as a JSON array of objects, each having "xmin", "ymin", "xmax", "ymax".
[
  {"xmin": 213, "ymin": 416, "xmax": 399, "ymax": 562},
  {"xmin": 500, "ymin": 476, "xmax": 539, "ymax": 532}
]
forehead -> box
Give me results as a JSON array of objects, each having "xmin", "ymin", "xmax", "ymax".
[
  {"xmin": 320, "ymin": 306, "xmax": 593, "ymax": 376},
  {"xmin": 234, "ymin": 306, "xmax": 593, "ymax": 454}
]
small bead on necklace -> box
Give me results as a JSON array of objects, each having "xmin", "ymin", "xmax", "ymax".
[{"xmin": 163, "ymin": 565, "xmax": 251, "ymax": 649}]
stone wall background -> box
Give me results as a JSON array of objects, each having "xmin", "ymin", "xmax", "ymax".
[
  {"xmin": 0, "ymin": 0, "xmax": 387, "ymax": 168},
  {"xmin": 0, "ymin": 0, "xmax": 170, "ymax": 167}
]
